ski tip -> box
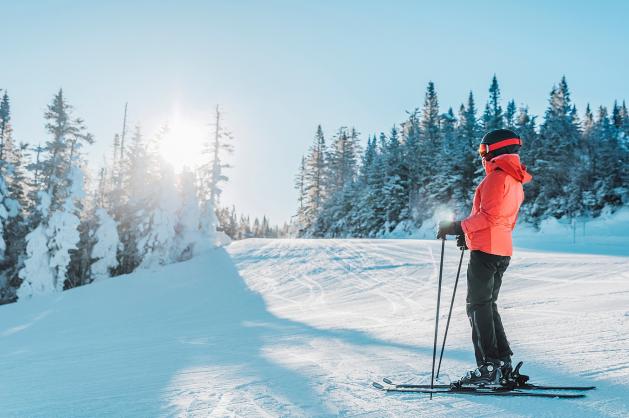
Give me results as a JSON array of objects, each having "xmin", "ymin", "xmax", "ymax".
[
  {"xmin": 372, "ymin": 382, "xmax": 385, "ymax": 390},
  {"xmin": 383, "ymin": 377, "xmax": 394, "ymax": 385}
]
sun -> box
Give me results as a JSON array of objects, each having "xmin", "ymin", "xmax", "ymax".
[{"xmin": 160, "ymin": 107, "xmax": 208, "ymax": 171}]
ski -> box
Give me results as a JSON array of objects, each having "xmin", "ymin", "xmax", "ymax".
[
  {"xmin": 372, "ymin": 382, "xmax": 585, "ymax": 399},
  {"xmin": 382, "ymin": 362, "xmax": 595, "ymax": 392},
  {"xmin": 382, "ymin": 377, "xmax": 595, "ymax": 391}
]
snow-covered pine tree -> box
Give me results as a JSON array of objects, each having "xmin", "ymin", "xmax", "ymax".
[
  {"xmin": 227, "ymin": 207, "xmax": 238, "ymax": 238},
  {"xmin": 260, "ymin": 217, "xmax": 270, "ymax": 237},
  {"xmin": 437, "ymin": 108, "xmax": 458, "ymax": 207},
  {"xmin": 400, "ymin": 109, "xmax": 423, "ymax": 225},
  {"xmin": 452, "ymin": 92, "xmax": 481, "ymax": 215},
  {"xmin": 0, "ymin": 141, "xmax": 29, "ymax": 303},
  {"xmin": 619, "ymin": 101, "xmax": 629, "ymax": 140},
  {"xmin": 90, "ymin": 208, "xmax": 121, "ymax": 281},
  {"xmin": 421, "ymin": 82, "xmax": 441, "ymax": 149},
  {"xmin": 414, "ymin": 82, "xmax": 443, "ymax": 220},
  {"xmin": 380, "ymin": 126, "xmax": 407, "ymax": 233},
  {"xmin": 17, "ymin": 90, "xmax": 92, "ymax": 299},
  {"xmin": 105, "ymin": 105, "xmax": 132, "ymax": 264},
  {"xmin": 362, "ymin": 132, "xmax": 389, "ymax": 235},
  {"xmin": 0, "ymin": 91, "xmax": 23, "ymax": 303},
  {"xmin": 505, "ymin": 100, "xmax": 517, "ymax": 129},
  {"xmin": 615, "ymin": 101, "xmax": 629, "ymax": 196},
  {"xmin": 0, "ymin": 91, "xmax": 11, "ymax": 161},
  {"xmin": 171, "ymin": 167, "xmax": 203, "ymax": 260},
  {"xmin": 482, "ymin": 75, "xmax": 505, "ymax": 131},
  {"xmin": 136, "ymin": 127, "xmax": 179, "ymax": 268},
  {"xmin": 566, "ymin": 104, "xmax": 597, "ymax": 220},
  {"xmin": 301, "ymin": 125, "xmax": 327, "ymax": 234},
  {"xmin": 215, "ymin": 205, "xmax": 240, "ymax": 239},
  {"xmin": 313, "ymin": 126, "xmax": 361, "ymax": 236},
  {"xmin": 352, "ymin": 134, "xmax": 385, "ymax": 236},
  {"xmin": 514, "ymin": 106, "xmax": 538, "ymax": 164},
  {"xmin": 294, "ymin": 155, "xmax": 307, "ymax": 231},
  {"xmin": 326, "ymin": 127, "xmax": 360, "ymax": 195},
  {"xmin": 530, "ymin": 77, "xmax": 581, "ymax": 220},
  {"xmin": 591, "ymin": 106, "xmax": 625, "ymax": 209},
  {"xmin": 116, "ymin": 125, "xmax": 155, "ymax": 273}
]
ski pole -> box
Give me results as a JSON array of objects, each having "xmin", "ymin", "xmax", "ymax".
[
  {"xmin": 430, "ymin": 238, "xmax": 446, "ymax": 400},
  {"xmin": 436, "ymin": 248, "xmax": 465, "ymax": 380}
]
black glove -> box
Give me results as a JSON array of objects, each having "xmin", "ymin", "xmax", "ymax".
[
  {"xmin": 456, "ymin": 234, "xmax": 468, "ymax": 250},
  {"xmin": 436, "ymin": 220, "xmax": 463, "ymax": 240}
]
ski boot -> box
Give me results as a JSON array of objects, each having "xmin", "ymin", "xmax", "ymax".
[
  {"xmin": 498, "ymin": 359, "xmax": 513, "ymax": 386},
  {"xmin": 453, "ymin": 361, "xmax": 503, "ymax": 388}
]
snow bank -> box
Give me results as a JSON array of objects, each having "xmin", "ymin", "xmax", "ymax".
[
  {"xmin": 387, "ymin": 208, "xmax": 629, "ymax": 256},
  {"xmin": 513, "ymin": 207, "xmax": 629, "ymax": 256},
  {"xmin": 0, "ymin": 247, "xmax": 280, "ymax": 417}
]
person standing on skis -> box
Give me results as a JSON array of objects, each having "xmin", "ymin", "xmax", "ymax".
[{"xmin": 437, "ymin": 128, "xmax": 532, "ymax": 386}]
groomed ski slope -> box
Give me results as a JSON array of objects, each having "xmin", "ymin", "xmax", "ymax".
[{"xmin": 1, "ymin": 239, "xmax": 628, "ymax": 417}]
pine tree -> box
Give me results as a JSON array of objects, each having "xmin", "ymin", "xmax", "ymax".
[
  {"xmin": 294, "ymin": 155, "xmax": 307, "ymax": 231},
  {"xmin": 90, "ymin": 208, "xmax": 121, "ymax": 281},
  {"xmin": 0, "ymin": 91, "xmax": 11, "ymax": 161},
  {"xmin": 505, "ymin": 100, "xmax": 517, "ymax": 129},
  {"xmin": 572, "ymin": 104, "xmax": 598, "ymax": 217},
  {"xmin": 363, "ymin": 134, "xmax": 387, "ymax": 236},
  {"xmin": 531, "ymin": 77, "xmax": 581, "ymax": 220},
  {"xmin": 200, "ymin": 105, "xmax": 233, "ymax": 208},
  {"xmin": 381, "ymin": 126, "xmax": 407, "ymax": 233},
  {"xmin": 482, "ymin": 75, "xmax": 504, "ymax": 131},
  {"xmin": 173, "ymin": 167, "xmax": 212, "ymax": 261},
  {"xmin": 421, "ymin": 82, "xmax": 441, "ymax": 147},
  {"xmin": 452, "ymin": 92, "xmax": 481, "ymax": 215},
  {"xmin": 415, "ymin": 82, "xmax": 444, "ymax": 219},
  {"xmin": 17, "ymin": 90, "xmax": 92, "ymax": 299},
  {"xmin": 0, "ymin": 92, "xmax": 24, "ymax": 303},
  {"xmin": 302, "ymin": 125, "xmax": 327, "ymax": 234},
  {"xmin": 136, "ymin": 127, "xmax": 179, "ymax": 268},
  {"xmin": 438, "ymin": 108, "xmax": 459, "ymax": 207},
  {"xmin": 327, "ymin": 127, "xmax": 357, "ymax": 194},
  {"xmin": 592, "ymin": 106, "xmax": 625, "ymax": 209},
  {"xmin": 515, "ymin": 106, "xmax": 538, "ymax": 164}
]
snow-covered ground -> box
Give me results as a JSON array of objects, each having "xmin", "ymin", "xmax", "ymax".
[{"xmin": 1, "ymin": 239, "xmax": 628, "ymax": 417}]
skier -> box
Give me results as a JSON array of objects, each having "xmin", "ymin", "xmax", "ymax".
[{"xmin": 436, "ymin": 128, "xmax": 532, "ymax": 387}]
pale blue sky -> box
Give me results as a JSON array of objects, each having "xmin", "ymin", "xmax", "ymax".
[{"xmin": 2, "ymin": 1, "xmax": 628, "ymax": 224}]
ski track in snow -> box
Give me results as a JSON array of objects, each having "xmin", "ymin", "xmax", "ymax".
[
  {"xmin": 0, "ymin": 239, "xmax": 627, "ymax": 417},
  {"xmin": 228, "ymin": 239, "xmax": 629, "ymax": 418}
]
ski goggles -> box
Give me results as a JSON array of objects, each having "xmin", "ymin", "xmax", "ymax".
[{"xmin": 478, "ymin": 137, "xmax": 522, "ymax": 158}]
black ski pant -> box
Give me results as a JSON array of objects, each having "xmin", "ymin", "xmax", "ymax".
[{"xmin": 466, "ymin": 250, "xmax": 513, "ymax": 367}]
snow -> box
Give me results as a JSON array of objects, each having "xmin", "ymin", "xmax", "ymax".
[
  {"xmin": 90, "ymin": 208, "xmax": 121, "ymax": 281},
  {"xmin": 513, "ymin": 207, "xmax": 629, "ymax": 256},
  {"xmin": 16, "ymin": 224, "xmax": 54, "ymax": 298},
  {"xmin": 1, "ymin": 239, "xmax": 628, "ymax": 417},
  {"xmin": 47, "ymin": 208, "xmax": 81, "ymax": 292},
  {"xmin": 388, "ymin": 207, "xmax": 629, "ymax": 257}
]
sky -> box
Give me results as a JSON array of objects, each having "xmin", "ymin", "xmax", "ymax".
[{"xmin": 1, "ymin": 0, "xmax": 628, "ymax": 224}]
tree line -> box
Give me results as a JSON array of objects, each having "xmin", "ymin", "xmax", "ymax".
[
  {"xmin": 216, "ymin": 206, "xmax": 291, "ymax": 239},
  {"xmin": 294, "ymin": 76, "xmax": 629, "ymax": 237}
]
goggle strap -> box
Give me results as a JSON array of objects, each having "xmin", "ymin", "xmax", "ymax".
[{"xmin": 483, "ymin": 137, "xmax": 522, "ymax": 153}]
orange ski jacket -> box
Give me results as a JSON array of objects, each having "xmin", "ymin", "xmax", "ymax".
[{"xmin": 461, "ymin": 154, "xmax": 532, "ymax": 256}]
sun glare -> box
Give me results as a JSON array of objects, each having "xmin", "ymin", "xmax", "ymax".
[{"xmin": 160, "ymin": 108, "xmax": 208, "ymax": 171}]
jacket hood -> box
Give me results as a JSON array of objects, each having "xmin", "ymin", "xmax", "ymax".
[{"xmin": 485, "ymin": 154, "xmax": 532, "ymax": 184}]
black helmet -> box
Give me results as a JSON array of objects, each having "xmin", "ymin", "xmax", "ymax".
[{"xmin": 479, "ymin": 129, "xmax": 521, "ymax": 159}]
